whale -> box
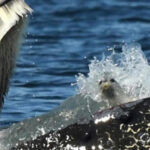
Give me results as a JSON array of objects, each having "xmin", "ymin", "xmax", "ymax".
[
  {"xmin": 0, "ymin": 94, "xmax": 149, "ymax": 150},
  {"xmin": 0, "ymin": 94, "xmax": 102, "ymax": 149}
]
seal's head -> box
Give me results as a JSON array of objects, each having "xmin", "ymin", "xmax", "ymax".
[
  {"xmin": 99, "ymin": 78, "xmax": 117, "ymax": 99},
  {"xmin": 99, "ymin": 76, "xmax": 130, "ymax": 107}
]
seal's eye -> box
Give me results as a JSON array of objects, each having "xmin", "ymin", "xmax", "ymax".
[
  {"xmin": 99, "ymin": 80, "xmax": 103, "ymax": 85},
  {"xmin": 110, "ymin": 78, "xmax": 115, "ymax": 82}
]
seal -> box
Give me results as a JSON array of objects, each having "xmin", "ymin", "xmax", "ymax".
[{"xmin": 99, "ymin": 73, "xmax": 131, "ymax": 107}]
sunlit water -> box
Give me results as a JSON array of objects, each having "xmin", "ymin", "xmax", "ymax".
[{"xmin": 1, "ymin": 0, "xmax": 150, "ymax": 129}]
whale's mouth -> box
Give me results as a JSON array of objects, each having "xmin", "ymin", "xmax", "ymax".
[{"xmin": 75, "ymin": 43, "xmax": 150, "ymax": 109}]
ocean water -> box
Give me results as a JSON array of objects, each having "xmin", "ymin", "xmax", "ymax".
[{"xmin": 1, "ymin": 0, "xmax": 150, "ymax": 128}]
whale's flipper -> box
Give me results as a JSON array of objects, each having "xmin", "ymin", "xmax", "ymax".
[{"xmin": 0, "ymin": 0, "xmax": 32, "ymax": 108}]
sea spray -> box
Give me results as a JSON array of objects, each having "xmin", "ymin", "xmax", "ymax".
[{"xmin": 75, "ymin": 43, "xmax": 150, "ymax": 108}]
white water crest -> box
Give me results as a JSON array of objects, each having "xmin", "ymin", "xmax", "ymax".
[{"xmin": 76, "ymin": 43, "xmax": 150, "ymax": 108}]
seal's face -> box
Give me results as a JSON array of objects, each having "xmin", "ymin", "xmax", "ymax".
[
  {"xmin": 99, "ymin": 78, "xmax": 116, "ymax": 99},
  {"xmin": 99, "ymin": 76, "xmax": 130, "ymax": 106}
]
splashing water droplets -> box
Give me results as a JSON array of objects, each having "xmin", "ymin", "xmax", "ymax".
[{"xmin": 76, "ymin": 43, "xmax": 150, "ymax": 107}]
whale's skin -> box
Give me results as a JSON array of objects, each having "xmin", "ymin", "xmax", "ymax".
[{"xmin": 11, "ymin": 97, "xmax": 150, "ymax": 150}]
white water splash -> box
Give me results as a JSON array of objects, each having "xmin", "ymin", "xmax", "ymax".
[{"xmin": 76, "ymin": 43, "xmax": 150, "ymax": 106}]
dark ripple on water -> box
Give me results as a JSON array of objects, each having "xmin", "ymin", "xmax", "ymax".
[{"xmin": 1, "ymin": 0, "xmax": 150, "ymax": 128}]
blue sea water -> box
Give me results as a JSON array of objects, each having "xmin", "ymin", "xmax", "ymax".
[{"xmin": 1, "ymin": 0, "xmax": 150, "ymax": 128}]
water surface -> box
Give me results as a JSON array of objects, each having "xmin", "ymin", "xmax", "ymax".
[{"xmin": 1, "ymin": 0, "xmax": 150, "ymax": 128}]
